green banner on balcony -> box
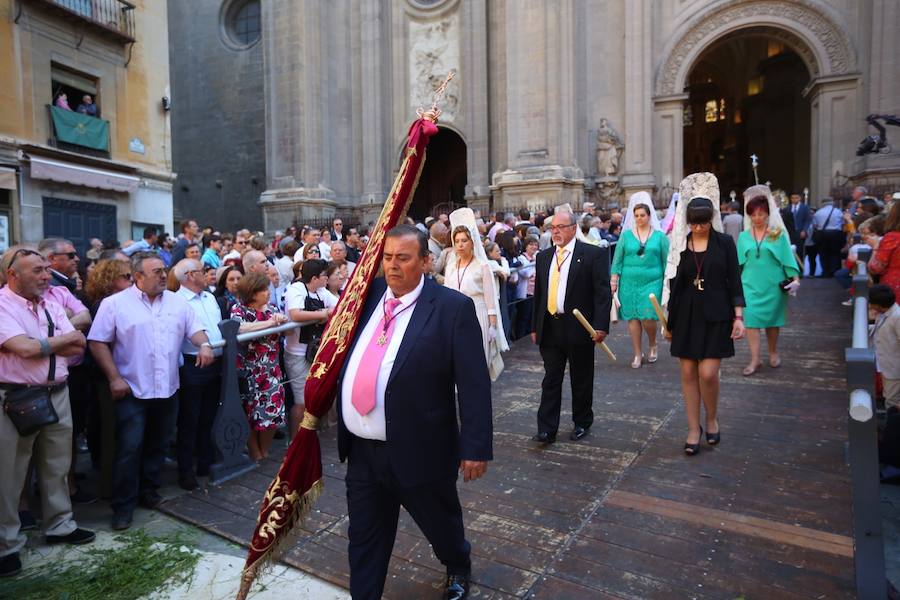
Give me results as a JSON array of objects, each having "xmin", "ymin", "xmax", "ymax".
[{"xmin": 50, "ymin": 106, "xmax": 109, "ymax": 152}]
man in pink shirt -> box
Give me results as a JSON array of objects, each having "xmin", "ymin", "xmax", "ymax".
[
  {"xmin": 88, "ymin": 253, "xmax": 215, "ymax": 531},
  {"xmin": 0, "ymin": 246, "xmax": 94, "ymax": 578}
]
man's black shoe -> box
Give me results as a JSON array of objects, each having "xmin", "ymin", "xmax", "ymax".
[
  {"xmin": 46, "ymin": 528, "xmax": 95, "ymax": 545},
  {"xmin": 139, "ymin": 491, "xmax": 163, "ymax": 510},
  {"xmin": 531, "ymin": 432, "xmax": 556, "ymax": 444},
  {"xmin": 570, "ymin": 427, "xmax": 589, "ymax": 441},
  {"xmin": 111, "ymin": 512, "xmax": 132, "ymax": 531},
  {"xmin": 178, "ymin": 473, "xmax": 199, "ymax": 491},
  {"xmin": 444, "ymin": 574, "xmax": 469, "ymax": 600},
  {"xmin": 0, "ymin": 552, "xmax": 21, "ymax": 578}
]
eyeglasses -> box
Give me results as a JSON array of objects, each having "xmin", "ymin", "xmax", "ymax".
[
  {"xmin": 185, "ymin": 270, "xmax": 204, "ymax": 277},
  {"xmin": 52, "ymin": 251, "xmax": 77, "ymax": 259},
  {"xmin": 118, "ymin": 273, "xmax": 133, "ymax": 281},
  {"xmin": 235, "ymin": 240, "xmax": 247, "ymax": 246},
  {"xmin": 549, "ymin": 224, "xmax": 576, "ymax": 233},
  {"xmin": 6, "ymin": 249, "xmax": 42, "ymax": 269}
]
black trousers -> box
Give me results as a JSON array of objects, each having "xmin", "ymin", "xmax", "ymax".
[
  {"xmin": 346, "ymin": 436, "xmax": 470, "ymax": 600},
  {"xmin": 537, "ymin": 315, "xmax": 595, "ymax": 435},
  {"xmin": 177, "ymin": 356, "xmax": 221, "ymax": 475},
  {"xmin": 817, "ymin": 230, "xmax": 845, "ymax": 277}
]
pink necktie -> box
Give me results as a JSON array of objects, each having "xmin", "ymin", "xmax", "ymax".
[{"xmin": 351, "ymin": 298, "xmax": 403, "ymax": 416}]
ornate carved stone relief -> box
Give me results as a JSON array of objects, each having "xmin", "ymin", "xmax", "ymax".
[
  {"xmin": 408, "ymin": 13, "xmax": 460, "ymax": 122},
  {"xmin": 656, "ymin": 0, "xmax": 856, "ymax": 96}
]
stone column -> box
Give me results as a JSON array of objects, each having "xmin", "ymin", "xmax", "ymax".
[
  {"xmin": 621, "ymin": 0, "xmax": 654, "ymax": 195},
  {"xmin": 462, "ymin": 0, "xmax": 491, "ymax": 215},
  {"xmin": 805, "ymin": 75, "xmax": 860, "ymax": 204},
  {"xmin": 259, "ymin": 0, "xmax": 336, "ymax": 231},
  {"xmin": 358, "ymin": 0, "xmax": 391, "ymax": 215},
  {"xmin": 652, "ymin": 94, "xmax": 688, "ymax": 196},
  {"xmin": 491, "ymin": 0, "xmax": 583, "ymax": 213},
  {"xmin": 853, "ymin": 0, "xmax": 900, "ymax": 189}
]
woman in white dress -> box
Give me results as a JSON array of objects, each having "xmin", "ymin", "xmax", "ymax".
[{"xmin": 445, "ymin": 208, "xmax": 506, "ymax": 380}]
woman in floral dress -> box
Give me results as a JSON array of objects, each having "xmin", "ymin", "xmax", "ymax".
[{"xmin": 230, "ymin": 271, "xmax": 289, "ymax": 460}]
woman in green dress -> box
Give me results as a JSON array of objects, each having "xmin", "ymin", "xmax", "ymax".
[
  {"xmin": 737, "ymin": 185, "xmax": 801, "ymax": 376},
  {"xmin": 611, "ymin": 192, "xmax": 670, "ymax": 368}
]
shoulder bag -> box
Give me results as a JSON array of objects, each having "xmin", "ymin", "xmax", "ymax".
[
  {"xmin": 812, "ymin": 205, "xmax": 837, "ymax": 245},
  {"xmin": 2, "ymin": 308, "xmax": 61, "ymax": 436},
  {"xmin": 300, "ymin": 285, "xmax": 327, "ymax": 363}
]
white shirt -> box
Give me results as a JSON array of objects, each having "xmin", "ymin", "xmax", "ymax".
[
  {"xmin": 547, "ymin": 237, "xmax": 577, "ymax": 314},
  {"xmin": 177, "ymin": 287, "xmax": 224, "ymax": 356},
  {"xmin": 275, "ymin": 255, "xmax": 295, "ymax": 286},
  {"xmin": 318, "ymin": 241, "xmax": 332, "ymax": 261},
  {"xmin": 284, "ymin": 282, "xmax": 337, "ymax": 356},
  {"xmin": 341, "ymin": 276, "xmax": 424, "ymax": 441}
]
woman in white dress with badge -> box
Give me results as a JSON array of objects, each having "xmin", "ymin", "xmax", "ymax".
[{"xmin": 445, "ymin": 208, "xmax": 506, "ymax": 380}]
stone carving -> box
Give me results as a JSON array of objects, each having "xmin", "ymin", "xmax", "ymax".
[
  {"xmin": 656, "ymin": 0, "xmax": 856, "ymax": 96},
  {"xmin": 596, "ymin": 118, "xmax": 624, "ymax": 177},
  {"xmin": 409, "ymin": 14, "xmax": 460, "ymax": 122},
  {"xmin": 595, "ymin": 177, "xmax": 623, "ymax": 207}
]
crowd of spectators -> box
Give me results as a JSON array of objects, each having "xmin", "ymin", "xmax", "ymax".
[{"xmin": 3, "ymin": 188, "xmax": 900, "ymax": 575}]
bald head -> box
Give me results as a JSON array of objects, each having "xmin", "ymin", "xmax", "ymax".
[{"xmin": 242, "ymin": 250, "xmax": 268, "ymax": 274}]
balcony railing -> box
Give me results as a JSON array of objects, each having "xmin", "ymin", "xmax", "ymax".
[{"xmin": 29, "ymin": 0, "xmax": 136, "ymax": 43}]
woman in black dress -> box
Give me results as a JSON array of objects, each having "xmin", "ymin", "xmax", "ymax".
[{"xmin": 664, "ymin": 174, "xmax": 745, "ymax": 456}]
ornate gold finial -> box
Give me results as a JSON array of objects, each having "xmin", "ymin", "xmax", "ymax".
[{"xmin": 417, "ymin": 71, "xmax": 455, "ymax": 123}]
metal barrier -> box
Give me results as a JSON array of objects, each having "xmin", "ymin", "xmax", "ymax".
[
  {"xmin": 207, "ymin": 319, "xmax": 302, "ymax": 485},
  {"xmin": 844, "ymin": 248, "xmax": 887, "ymax": 598}
]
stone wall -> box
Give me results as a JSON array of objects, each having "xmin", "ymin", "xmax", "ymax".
[{"xmin": 167, "ymin": 0, "xmax": 266, "ymax": 233}]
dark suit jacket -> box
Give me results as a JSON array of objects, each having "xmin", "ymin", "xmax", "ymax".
[
  {"xmin": 531, "ymin": 240, "xmax": 612, "ymax": 345},
  {"xmin": 667, "ymin": 231, "xmax": 745, "ymax": 331},
  {"xmin": 336, "ymin": 277, "xmax": 493, "ymax": 487},
  {"xmin": 790, "ymin": 203, "xmax": 812, "ymax": 238}
]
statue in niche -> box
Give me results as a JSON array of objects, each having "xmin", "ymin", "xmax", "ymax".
[{"xmin": 596, "ymin": 118, "xmax": 624, "ymax": 177}]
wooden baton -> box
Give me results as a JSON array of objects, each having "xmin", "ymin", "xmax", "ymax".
[
  {"xmin": 571, "ymin": 309, "xmax": 617, "ymax": 362},
  {"xmin": 649, "ymin": 293, "xmax": 669, "ymax": 331}
]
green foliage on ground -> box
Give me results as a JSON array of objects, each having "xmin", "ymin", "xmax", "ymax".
[{"xmin": 4, "ymin": 530, "xmax": 200, "ymax": 600}]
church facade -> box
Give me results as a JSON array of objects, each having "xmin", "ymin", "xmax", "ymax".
[{"xmin": 169, "ymin": 0, "xmax": 899, "ymax": 231}]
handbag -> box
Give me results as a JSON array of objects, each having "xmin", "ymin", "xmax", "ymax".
[
  {"xmin": 300, "ymin": 285, "xmax": 326, "ymax": 362},
  {"xmin": 2, "ymin": 308, "xmax": 60, "ymax": 436},
  {"xmin": 812, "ymin": 205, "xmax": 836, "ymax": 245}
]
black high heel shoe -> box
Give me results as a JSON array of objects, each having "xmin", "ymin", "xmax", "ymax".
[
  {"xmin": 684, "ymin": 427, "xmax": 702, "ymax": 456},
  {"xmin": 706, "ymin": 429, "xmax": 721, "ymax": 445}
]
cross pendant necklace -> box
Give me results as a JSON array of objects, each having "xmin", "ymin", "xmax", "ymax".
[
  {"xmin": 689, "ymin": 239, "xmax": 706, "ymax": 291},
  {"xmin": 376, "ymin": 298, "xmax": 417, "ymax": 346}
]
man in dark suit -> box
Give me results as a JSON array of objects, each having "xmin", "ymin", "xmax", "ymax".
[
  {"xmin": 787, "ymin": 192, "xmax": 811, "ymax": 265},
  {"xmin": 329, "ymin": 216, "xmax": 345, "ymax": 242},
  {"xmin": 337, "ymin": 224, "xmax": 492, "ymax": 600},
  {"xmin": 531, "ymin": 208, "xmax": 612, "ymax": 443}
]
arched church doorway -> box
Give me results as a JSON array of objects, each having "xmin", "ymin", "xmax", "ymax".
[
  {"xmin": 683, "ymin": 33, "xmax": 811, "ymax": 200},
  {"xmin": 407, "ymin": 127, "xmax": 467, "ymax": 220}
]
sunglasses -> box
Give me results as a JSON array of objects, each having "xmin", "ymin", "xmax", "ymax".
[
  {"xmin": 6, "ymin": 248, "xmax": 42, "ymax": 269},
  {"xmin": 549, "ymin": 224, "xmax": 576, "ymax": 233},
  {"xmin": 52, "ymin": 251, "xmax": 78, "ymax": 259},
  {"xmin": 308, "ymin": 249, "xmax": 321, "ymax": 254},
  {"xmin": 118, "ymin": 272, "xmax": 133, "ymax": 281}
]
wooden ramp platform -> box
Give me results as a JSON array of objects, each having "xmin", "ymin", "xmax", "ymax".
[{"xmin": 161, "ymin": 279, "xmax": 856, "ymax": 599}]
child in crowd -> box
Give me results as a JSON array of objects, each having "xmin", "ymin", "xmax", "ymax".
[{"xmin": 871, "ymin": 284, "xmax": 900, "ymax": 481}]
